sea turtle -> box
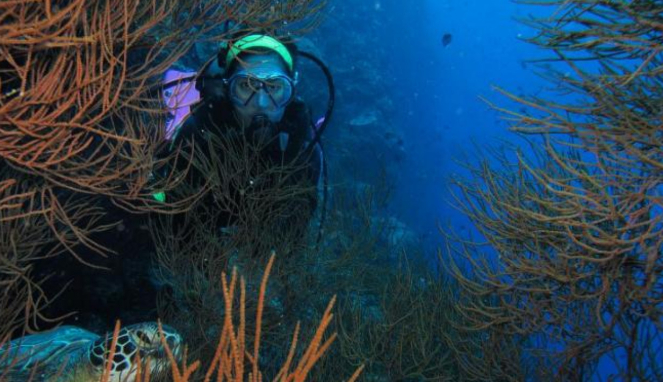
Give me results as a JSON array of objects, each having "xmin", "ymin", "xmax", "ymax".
[{"xmin": 0, "ymin": 322, "xmax": 182, "ymax": 382}]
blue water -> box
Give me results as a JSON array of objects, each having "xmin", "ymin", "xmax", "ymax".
[
  {"xmin": 385, "ymin": 1, "xmax": 549, "ymax": 240},
  {"xmin": 316, "ymin": 0, "xmax": 554, "ymax": 243},
  {"xmin": 311, "ymin": 1, "xmax": 661, "ymax": 380}
]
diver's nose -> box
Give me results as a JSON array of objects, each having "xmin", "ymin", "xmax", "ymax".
[{"xmin": 256, "ymin": 89, "xmax": 271, "ymax": 108}]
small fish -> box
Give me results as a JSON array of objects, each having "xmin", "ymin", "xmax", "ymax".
[{"xmin": 441, "ymin": 33, "xmax": 453, "ymax": 47}]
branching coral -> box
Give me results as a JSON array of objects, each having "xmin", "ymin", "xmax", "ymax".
[
  {"xmin": 161, "ymin": 254, "xmax": 347, "ymax": 382},
  {"xmin": 445, "ymin": 1, "xmax": 663, "ymax": 379},
  {"xmin": 7, "ymin": 254, "xmax": 361, "ymax": 382},
  {"xmin": 0, "ymin": 174, "xmax": 112, "ymax": 335},
  {"xmin": 152, "ymin": 129, "xmax": 319, "ymax": 267}
]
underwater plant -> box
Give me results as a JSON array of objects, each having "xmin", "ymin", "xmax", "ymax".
[
  {"xmin": 155, "ymin": 130, "xmax": 318, "ymax": 261},
  {"xmin": 0, "ymin": 174, "xmax": 113, "ymax": 336},
  {"xmin": 154, "ymin": 254, "xmax": 363, "ymax": 382},
  {"xmin": 0, "ymin": 254, "xmax": 360, "ymax": 382},
  {"xmin": 445, "ymin": 0, "xmax": 663, "ymax": 380},
  {"xmin": 271, "ymin": 176, "xmax": 512, "ymax": 382}
]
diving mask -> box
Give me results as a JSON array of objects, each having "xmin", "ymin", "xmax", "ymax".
[{"xmin": 227, "ymin": 73, "xmax": 295, "ymax": 109}]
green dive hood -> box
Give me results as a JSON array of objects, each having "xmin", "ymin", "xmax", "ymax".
[{"xmin": 226, "ymin": 34, "xmax": 294, "ymax": 73}]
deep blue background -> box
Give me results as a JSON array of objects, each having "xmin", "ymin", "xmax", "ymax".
[
  {"xmin": 385, "ymin": 1, "xmax": 549, "ymax": 242},
  {"xmin": 307, "ymin": 0, "xmax": 556, "ymax": 249},
  {"xmin": 312, "ymin": 1, "xmax": 636, "ymax": 379}
]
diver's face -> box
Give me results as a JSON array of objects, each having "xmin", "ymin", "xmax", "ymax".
[{"xmin": 228, "ymin": 53, "xmax": 292, "ymax": 127}]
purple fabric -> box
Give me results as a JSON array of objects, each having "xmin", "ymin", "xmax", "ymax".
[{"xmin": 163, "ymin": 69, "xmax": 199, "ymax": 139}]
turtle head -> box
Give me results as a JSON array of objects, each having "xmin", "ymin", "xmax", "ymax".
[{"xmin": 89, "ymin": 322, "xmax": 182, "ymax": 381}]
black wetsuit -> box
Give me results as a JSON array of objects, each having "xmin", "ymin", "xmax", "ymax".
[{"xmin": 169, "ymin": 97, "xmax": 323, "ymax": 229}]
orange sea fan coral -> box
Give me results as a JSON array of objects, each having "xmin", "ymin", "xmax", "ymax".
[
  {"xmin": 101, "ymin": 254, "xmax": 362, "ymax": 382},
  {"xmin": 445, "ymin": 1, "xmax": 663, "ymax": 379}
]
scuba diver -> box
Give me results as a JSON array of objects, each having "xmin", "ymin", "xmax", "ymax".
[
  {"xmin": 25, "ymin": 32, "xmax": 334, "ymax": 334},
  {"xmin": 162, "ymin": 33, "xmax": 331, "ymax": 239}
]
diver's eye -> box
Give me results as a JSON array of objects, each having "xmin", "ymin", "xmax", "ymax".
[{"xmin": 239, "ymin": 80, "xmax": 252, "ymax": 90}]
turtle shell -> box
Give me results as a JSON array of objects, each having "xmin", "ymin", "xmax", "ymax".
[
  {"xmin": 0, "ymin": 326, "xmax": 98, "ymax": 381},
  {"xmin": 0, "ymin": 322, "xmax": 182, "ymax": 382}
]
